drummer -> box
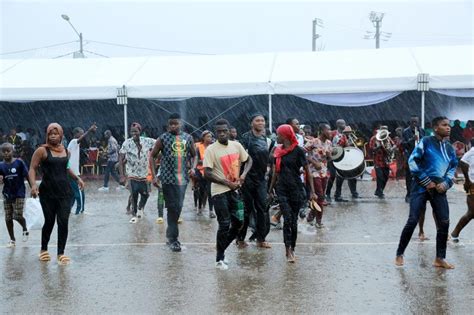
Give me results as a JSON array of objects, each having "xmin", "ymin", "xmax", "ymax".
[{"xmin": 326, "ymin": 119, "xmax": 360, "ymax": 202}]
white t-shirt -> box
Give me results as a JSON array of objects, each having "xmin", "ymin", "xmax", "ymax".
[
  {"xmin": 461, "ymin": 147, "xmax": 474, "ymax": 182},
  {"xmin": 67, "ymin": 139, "xmax": 81, "ymax": 176},
  {"xmin": 296, "ymin": 133, "xmax": 304, "ymax": 147}
]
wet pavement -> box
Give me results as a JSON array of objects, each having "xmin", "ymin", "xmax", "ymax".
[{"xmin": 1, "ymin": 179, "xmax": 473, "ymax": 313}]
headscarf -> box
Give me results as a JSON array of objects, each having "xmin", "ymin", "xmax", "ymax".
[
  {"xmin": 273, "ymin": 124, "xmax": 298, "ymax": 173},
  {"xmin": 42, "ymin": 123, "xmax": 66, "ymax": 154}
]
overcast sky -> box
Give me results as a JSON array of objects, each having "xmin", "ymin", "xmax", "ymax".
[{"xmin": 1, "ymin": 0, "xmax": 473, "ymax": 59}]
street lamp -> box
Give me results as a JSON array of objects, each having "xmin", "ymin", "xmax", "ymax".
[{"xmin": 61, "ymin": 14, "xmax": 84, "ymax": 58}]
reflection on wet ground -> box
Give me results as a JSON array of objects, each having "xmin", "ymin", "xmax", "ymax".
[{"xmin": 1, "ymin": 180, "xmax": 472, "ymax": 313}]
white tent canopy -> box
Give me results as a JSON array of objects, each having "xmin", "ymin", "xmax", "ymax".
[{"xmin": 0, "ymin": 45, "xmax": 473, "ymax": 101}]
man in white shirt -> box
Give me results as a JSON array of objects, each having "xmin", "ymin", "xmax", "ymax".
[
  {"xmin": 68, "ymin": 124, "xmax": 97, "ymax": 214},
  {"xmin": 451, "ymin": 147, "xmax": 474, "ymax": 242}
]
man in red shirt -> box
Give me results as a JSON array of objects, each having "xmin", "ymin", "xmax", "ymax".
[{"xmin": 369, "ymin": 126, "xmax": 395, "ymax": 198}]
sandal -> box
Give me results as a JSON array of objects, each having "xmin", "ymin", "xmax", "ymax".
[
  {"xmin": 39, "ymin": 251, "xmax": 51, "ymax": 262},
  {"xmin": 57, "ymin": 255, "xmax": 71, "ymax": 265}
]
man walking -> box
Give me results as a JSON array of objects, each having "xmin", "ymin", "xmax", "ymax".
[
  {"xmin": 150, "ymin": 113, "xmax": 196, "ymax": 252},
  {"xmin": 98, "ymin": 130, "xmax": 122, "ymax": 191}
]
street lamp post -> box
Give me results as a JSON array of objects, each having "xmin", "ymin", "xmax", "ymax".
[{"xmin": 61, "ymin": 14, "xmax": 85, "ymax": 58}]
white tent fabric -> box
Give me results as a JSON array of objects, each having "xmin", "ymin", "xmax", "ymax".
[
  {"xmin": 0, "ymin": 57, "xmax": 148, "ymax": 101},
  {"xmin": 0, "ymin": 45, "xmax": 473, "ymax": 101},
  {"xmin": 126, "ymin": 54, "xmax": 275, "ymax": 98},
  {"xmin": 295, "ymin": 91, "xmax": 402, "ymax": 106},
  {"xmin": 412, "ymin": 46, "xmax": 474, "ymax": 90},
  {"xmin": 433, "ymin": 89, "xmax": 474, "ymax": 98},
  {"xmin": 271, "ymin": 48, "xmax": 420, "ymax": 94}
]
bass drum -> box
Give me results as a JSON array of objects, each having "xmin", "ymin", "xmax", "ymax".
[{"xmin": 333, "ymin": 147, "xmax": 366, "ymax": 179}]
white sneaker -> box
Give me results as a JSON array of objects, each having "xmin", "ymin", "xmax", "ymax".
[
  {"xmin": 7, "ymin": 240, "xmax": 16, "ymax": 248},
  {"xmin": 129, "ymin": 216, "xmax": 138, "ymax": 223},
  {"xmin": 215, "ymin": 260, "xmax": 229, "ymax": 270},
  {"xmin": 137, "ymin": 209, "xmax": 144, "ymax": 218},
  {"xmin": 115, "ymin": 185, "xmax": 125, "ymax": 191},
  {"xmin": 98, "ymin": 187, "xmax": 110, "ymax": 192},
  {"xmin": 22, "ymin": 231, "xmax": 29, "ymax": 242}
]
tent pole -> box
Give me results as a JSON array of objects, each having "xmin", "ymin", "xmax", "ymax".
[
  {"xmin": 124, "ymin": 103, "xmax": 128, "ymax": 140},
  {"xmin": 268, "ymin": 94, "xmax": 273, "ymax": 133},
  {"xmin": 421, "ymin": 91, "xmax": 425, "ymax": 129}
]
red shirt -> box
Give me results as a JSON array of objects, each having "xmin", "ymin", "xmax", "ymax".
[{"xmin": 369, "ymin": 136, "xmax": 391, "ymax": 168}]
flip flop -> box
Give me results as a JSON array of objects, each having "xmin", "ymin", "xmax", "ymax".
[
  {"xmin": 57, "ymin": 255, "xmax": 71, "ymax": 266},
  {"xmin": 39, "ymin": 251, "xmax": 51, "ymax": 262}
]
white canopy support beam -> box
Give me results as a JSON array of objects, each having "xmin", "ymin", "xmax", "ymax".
[
  {"xmin": 268, "ymin": 94, "xmax": 273, "ymax": 133},
  {"xmin": 417, "ymin": 73, "xmax": 429, "ymax": 128},
  {"xmin": 117, "ymin": 85, "xmax": 128, "ymax": 139}
]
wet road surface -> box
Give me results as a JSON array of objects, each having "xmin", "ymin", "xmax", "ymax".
[{"xmin": 1, "ymin": 179, "xmax": 473, "ymax": 313}]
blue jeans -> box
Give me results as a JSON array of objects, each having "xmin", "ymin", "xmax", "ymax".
[
  {"xmin": 69, "ymin": 177, "xmax": 85, "ymax": 214},
  {"xmin": 396, "ymin": 189, "xmax": 450, "ymax": 259}
]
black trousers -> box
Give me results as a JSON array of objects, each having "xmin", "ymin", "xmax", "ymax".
[
  {"xmin": 213, "ymin": 190, "xmax": 242, "ymax": 262},
  {"xmin": 130, "ymin": 180, "xmax": 149, "ymax": 216},
  {"xmin": 375, "ymin": 166, "xmax": 390, "ymax": 195},
  {"xmin": 405, "ymin": 163, "xmax": 413, "ymax": 198},
  {"xmin": 277, "ymin": 186, "xmax": 304, "ymax": 249},
  {"xmin": 238, "ymin": 180, "xmax": 269, "ymax": 242},
  {"xmin": 40, "ymin": 197, "xmax": 71, "ymax": 255},
  {"xmin": 326, "ymin": 161, "xmax": 358, "ymax": 197},
  {"xmin": 162, "ymin": 184, "xmax": 187, "ymax": 243}
]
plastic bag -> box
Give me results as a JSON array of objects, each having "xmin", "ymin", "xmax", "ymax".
[{"xmin": 24, "ymin": 198, "xmax": 44, "ymax": 230}]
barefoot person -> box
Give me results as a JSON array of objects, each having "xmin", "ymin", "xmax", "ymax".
[
  {"xmin": 204, "ymin": 119, "xmax": 253, "ymax": 270},
  {"xmin": 451, "ymin": 147, "xmax": 474, "ymax": 242},
  {"xmin": 268, "ymin": 124, "xmax": 317, "ymax": 263},
  {"xmin": 29, "ymin": 123, "xmax": 84, "ymax": 265},
  {"xmin": 395, "ymin": 117, "xmax": 457, "ymax": 269},
  {"xmin": 0, "ymin": 143, "xmax": 33, "ymax": 247}
]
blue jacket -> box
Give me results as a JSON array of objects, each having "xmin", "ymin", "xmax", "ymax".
[{"xmin": 408, "ymin": 136, "xmax": 458, "ymax": 193}]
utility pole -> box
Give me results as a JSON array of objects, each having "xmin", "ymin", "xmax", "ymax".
[
  {"xmin": 364, "ymin": 11, "xmax": 391, "ymax": 49},
  {"xmin": 312, "ymin": 18, "xmax": 323, "ymax": 51},
  {"xmin": 61, "ymin": 14, "xmax": 85, "ymax": 58}
]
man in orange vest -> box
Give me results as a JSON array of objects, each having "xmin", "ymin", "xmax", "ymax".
[{"xmin": 194, "ymin": 130, "xmax": 215, "ymax": 217}]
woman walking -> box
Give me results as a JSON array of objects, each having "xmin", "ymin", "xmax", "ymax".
[
  {"xmin": 268, "ymin": 124, "xmax": 317, "ymax": 263},
  {"xmin": 29, "ymin": 123, "xmax": 84, "ymax": 265}
]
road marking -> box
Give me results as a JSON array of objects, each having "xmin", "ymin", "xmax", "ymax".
[{"xmin": 1, "ymin": 241, "xmax": 472, "ymax": 248}]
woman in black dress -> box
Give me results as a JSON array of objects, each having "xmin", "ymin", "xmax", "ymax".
[
  {"xmin": 268, "ymin": 124, "xmax": 317, "ymax": 263},
  {"xmin": 29, "ymin": 123, "xmax": 84, "ymax": 265}
]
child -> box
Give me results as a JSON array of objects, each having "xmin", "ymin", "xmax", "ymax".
[{"xmin": 0, "ymin": 143, "xmax": 33, "ymax": 247}]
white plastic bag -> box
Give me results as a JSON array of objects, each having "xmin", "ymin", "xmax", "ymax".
[{"xmin": 24, "ymin": 198, "xmax": 44, "ymax": 230}]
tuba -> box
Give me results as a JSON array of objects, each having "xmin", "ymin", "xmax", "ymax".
[{"xmin": 376, "ymin": 129, "xmax": 395, "ymax": 163}]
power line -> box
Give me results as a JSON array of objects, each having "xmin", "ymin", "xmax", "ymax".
[
  {"xmin": 0, "ymin": 41, "xmax": 78, "ymax": 56},
  {"xmin": 87, "ymin": 40, "xmax": 214, "ymax": 55},
  {"xmin": 52, "ymin": 51, "xmax": 76, "ymax": 59},
  {"xmin": 83, "ymin": 50, "xmax": 110, "ymax": 58}
]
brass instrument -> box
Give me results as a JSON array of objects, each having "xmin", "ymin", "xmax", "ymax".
[
  {"xmin": 343, "ymin": 126, "xmax": 364, "ymax": 148},
  {"xmin": 376, "ymin": 129, "xmax": 395, "ymax": 163}
]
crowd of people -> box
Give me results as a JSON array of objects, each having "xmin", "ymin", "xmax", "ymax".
[{"xmin": 0, "ymin": 114, "xmax": 472, "ymax": 270}]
